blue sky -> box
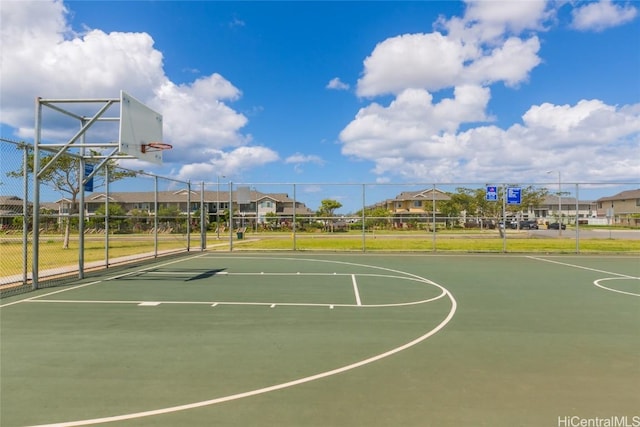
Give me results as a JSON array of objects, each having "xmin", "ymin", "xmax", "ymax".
[{"xmin": 1, "ymin": 0, "xmax": 639, "ymax": 212}]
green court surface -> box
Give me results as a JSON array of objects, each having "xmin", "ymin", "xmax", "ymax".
[{"xmin": 1, "ymin": 253, "xmax": 638, "ymax": 427}]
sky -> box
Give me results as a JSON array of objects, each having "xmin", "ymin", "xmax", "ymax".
[{"xmin": 1, "ymin": 0, "xmax": 639, "ymax": 212}]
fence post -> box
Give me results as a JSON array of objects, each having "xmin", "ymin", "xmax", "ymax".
[
  {"xmin": 22, "ymin": 143, "xmax": 29, "ymax": 285},
  {"xmin": 432, "ymin": 184, "xmax": 437, "ymax": 252},
  {"xmin": 32, "ymin": 97, "xmax": 42, "ymax": 290},
  {"xmin": 200, "ymin": 181, "xmax": 206, "ymax": 251},
  {"xmin": 293, "ymin": 183, "xmax": 297, "ymax": 251},
  {"xmin": 575, "ymin": 183, "xmax": 580, "ymax": 254},
  {"xmin": 228, "ymin": 182, "xmax": 233, "ymax": 251},
  {"xmin": 105, "ymin": 165, "xmax": 110, "ymax": 267},
  {"xmin": 362, "ymin": 184, "xmax": 366, "ymax": 252},
  {"xmin": 154, "ymin": 176, "xmax": 158, "ymax": 257},
  {"xmin": 187, "ymin": 181, "xmax": 191, "ymax": 251}
]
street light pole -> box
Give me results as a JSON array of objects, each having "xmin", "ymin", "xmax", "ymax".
[{"xmin": 217, "ymin": 175, "xmax": 225, "ymax": 239}]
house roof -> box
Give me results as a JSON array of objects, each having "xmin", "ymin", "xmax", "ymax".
[
  {"xmin": 596, "ymin": 189, "xmax": 640, "ymax": 202},
  {"xmin": 542, "ymin": 195, "xmax": 594, "ymax": 205},
  {"xmin": 393, "ymin": 189, "xmax": 451, "ymax": 201},
  {"xmin": 0, "ymin": 196, "xmax": 25, "ymax": 206}
]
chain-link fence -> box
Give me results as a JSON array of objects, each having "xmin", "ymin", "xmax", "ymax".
[
  {"xmin": 2, "ymin": 139, "xmax": 639, "ymax": 297},
  {"xmin": 216, "ymin": 181, "xmax": 639, "ymax": 253},
  {"xmin": 1, "ymin": 139, "xmax": 194, "ymax": 297}
]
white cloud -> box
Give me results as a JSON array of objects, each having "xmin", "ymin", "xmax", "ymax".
[
  {"xmin": 356, "ymin": 5, "xmax": 546, "ymax": 98},
  {"xmin": 455, "ymin": 0, "xmax": 551, "ymax": 41},
  {"xmin": 285, "ymin": 153, "xmax": 325, "ymax": 174},
  {"xmin": 342, "ymin": 98, "xmax": 640, "ymax": 183},
  {"xmin": 341, "ymin": 85, "xmax": 491, "ymax": 160},
  {"xmin": 0, "ymin": 0, "xmax": 259, "ymax": 179},
  {"xmin": 175, "ymin": 146, "xmax": 279, "ymax": 182},
  {"xmin": 343, "ymin": 0, "xmax": 640, "ymax": 184},
  {"xmin": 285, "ymin": 153, "xmax": 324, "ymax": 165},
  {"xmin": 357, "ymin": 32, "xmax": 465, "ymax": 97},
  {"xmin": 571, "ymin": 0, "xmax": 638, "ymax": 32},
  {"xmin": 463, "ymin": 36, "xmax": 541, "ymax": 87},
  {"xmin": 326, "ymin": 77, "xmax": 350, "ymax": 90}
]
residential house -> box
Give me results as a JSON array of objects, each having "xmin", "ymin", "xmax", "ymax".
[
  {"xmin": 374, "ymin": 188, "xmax": 451, "ymax": 226},
  {"xmin": 0, "ymin": 196, "xmax": 27, "ymax": 229},
  {"xmin": 65, "ymin": 189, "xmax": 316, "ymax": 229},
  {"xmin": 595, "ymin": 189, "xmax": 640, "ymax": 226},
  {"xmin": 532, "ymin": 195, "xmax": 597, "ymax": 223}
]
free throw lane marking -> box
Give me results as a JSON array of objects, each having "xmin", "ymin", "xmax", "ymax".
[{"xmin": 352, "ymin": 274, "xmax": 362, "ymax": 306}]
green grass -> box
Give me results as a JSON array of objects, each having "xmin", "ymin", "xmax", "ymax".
[
  {"xmin": 0, "ymin": 235, "xmax": 196, "ymax": 276},
  {"xmin": 2, "ymin": 230, "xmax": 639, "ymax": 278},
  {"xmin": 232, "ymin": 232, "xmax": 640, "ymax": 253}
]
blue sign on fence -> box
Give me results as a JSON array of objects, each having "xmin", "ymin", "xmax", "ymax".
[
  {"xmin": 486, "ymin": 186, "xmax": 498, "ymax": 202},
  {"xmin": 84, "ymin": 164, "xmax": 94, "ymax": 192},
  {"xmin": 507, "ymin": 187, "xmax": 521, "ymax": 205}
]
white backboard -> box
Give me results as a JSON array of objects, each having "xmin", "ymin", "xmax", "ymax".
[{"xmin": 119, "ymin": 91, "xmax": 164, "ymax": 164}]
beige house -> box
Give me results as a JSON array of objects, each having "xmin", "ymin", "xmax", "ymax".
[
  {"xmin": 372, "ymin": 188, "xmax": 451, "ymax": 225},
  {"xmin": 71, "ymin": 189, "xmax": 315, "ymax": 226},
  {"xmin": 531, "ymin": 195, "xmax": 597, "ymax": 222},
  {"xmin": 595, "ymin": 189, "xmax": 640, "ymax": 225}
]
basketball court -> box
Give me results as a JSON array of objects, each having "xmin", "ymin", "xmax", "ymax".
[{"xmin": 1, "ymin": 253, "xmax": 638, "ymax": 426}]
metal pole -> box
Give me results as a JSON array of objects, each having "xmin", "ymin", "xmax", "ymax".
[
  {"xmin": 154, "ymin": 176, "xmax": 158, "ymax": 257},
  {"xmin": 216, "ymin": 175, "xmax": 224, "ymax": 239},
  {"xmin": 32, "ymin": 97, "xmax": 42, "ymax": 289},
  {"xmin": 502, "ymin": 184, "xmax": 507, "ymax": 253},
  {"xmin": 105, "ymin": 165, "xmax": 110, "ymax": 267},
  {"xmin": 254, "ymin": 187, "xmax": 258, "ymax": 234},
  {"xmin": 200, "ymin": 181, "xmax": 206, "ymax": 251},
  {"xmin": 78, "ymin": 124, "xmax": 86, "ymax": 279},
  {"xmin": 229, "ymin": 181, "xmax": 233, "ymax": 251},
  {"xmin": 558, "ymin": 171, "xmax": 562, "ymax": 237},
  {"xmin": 22, "ymin": 143, "xmax": 29, "ymax": 285},
  {"xmin": 293, "ymin": 183, "xmax": 297, "ymax": 251},
  {"xmin": 361, "ymin": 184, "xmax": 366, "ymax": 252},
  {"xmin": 187, "ymin": 181, "xmax": 191, "ymax": 251},
  {"xmin": 575, "ymin": 183, "xmax": 580, "ymax": 254},
  {"xmin": 432, "ymin": 184, "xmax": 437, "ymax": 252}
]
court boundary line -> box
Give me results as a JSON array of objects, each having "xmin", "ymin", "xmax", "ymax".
[
  {"xmin": 527, "ymin": 255, "xmax": 640, "ymax": 297},
  {"xmin": 25, "ymin": 256, "xmax": 457, "ymax": 427},
  {"xmin": 526, "ymin": 255, "xmax": 638, "ymax": 279}
]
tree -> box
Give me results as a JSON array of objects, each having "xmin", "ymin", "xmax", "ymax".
[
  {"xmin": 157, "ymin": 206, "xmax": 184, "ymax": 232},
  {"xmin": 87, "ymin": 203, "xmax": 127, "ymax": 232},
  {"xmin": 316, "ymin": 199, "xmax": 343, "ymax": 232},
  {"xmin": 439, "ymin": 189, "xmax": 478, "ymax": 229},
  {"xmin": 7, "ymin": 148, "xmax": 137, "ymax": 248},
  {"xmin": 355, "ymin": 206, "xmax": 390, "ymax": 230},
  {"xmin": 317, "ymin": 199, "xmax": 342, "ymax": 217}
]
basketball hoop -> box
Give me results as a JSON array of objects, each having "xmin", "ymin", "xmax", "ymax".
[{"xmin": 141, "ymin": 142, "xmax": 173, "ymax": 153}]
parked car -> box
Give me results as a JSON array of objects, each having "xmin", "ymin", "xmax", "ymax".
[
  {"xmin": 519, "ymin": 220, "xmax": 539, "ymax": 230},
  {"xmin": 548, "ymin": 222, "xmax": 566, "ymax": 230}
]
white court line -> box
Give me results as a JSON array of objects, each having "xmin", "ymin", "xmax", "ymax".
[
  {"xmin": 352, "ymin": 274, "xmax": 362, "ymax": 306},
  {"xmin": 26, "ymin": 291, "xmax": 446, "ymax": 309},
  {"xmin": 528, "ymin": 255, "xmax": 640, "ymax": 297},
  {"xmin": 593, "ymin": 277, "xmax": 640, "ymax": 297},
  {"xmin": 24, "ymin": 271, "xmax": 447, "ymax": 309},
  {"xmin": 526, "ymin": 256, "xmax": 639, "ymax": 279}
]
